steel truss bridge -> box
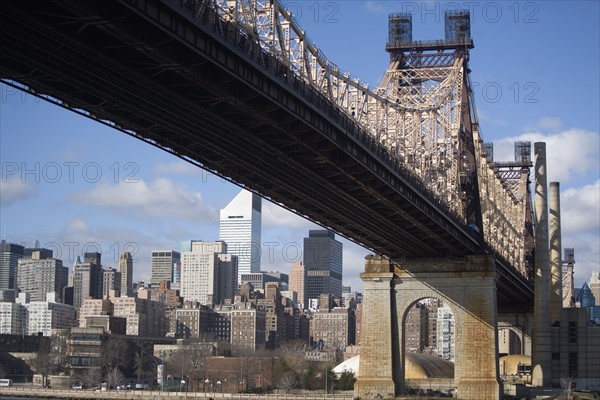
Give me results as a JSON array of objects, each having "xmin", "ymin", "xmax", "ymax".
[{"xmin": 0, "ymin": 0, "xmax": 534, "ymax": 310}]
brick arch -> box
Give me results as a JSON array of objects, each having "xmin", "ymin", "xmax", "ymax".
[
  {"xmin": 355, "ymin": 255, "xmax": 501, "ymax": 400},
  {"xmin": 392, "ymin": 280, "xmax": 462, "ymax": 394}
]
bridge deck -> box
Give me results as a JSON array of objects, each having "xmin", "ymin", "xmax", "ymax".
[{"xmin": 0, "ymin": 0, "xmax": 533, "ymax": 308}]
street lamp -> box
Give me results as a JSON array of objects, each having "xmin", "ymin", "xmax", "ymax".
[
  {"xmin": 180, "ymin": 379, "xmax": 186, "ymax": 392},
  {"xmin": 204, "ymin": 378, "xmax": 209, "ymax": 393},
  {"xmin": 216, "ymin": 380, "xmax": 221, "ymax": 393}
]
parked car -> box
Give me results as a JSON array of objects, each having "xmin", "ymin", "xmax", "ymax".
[{"xmin": 72, "ymin": 384, "xmax": 83, "ymax": 390}]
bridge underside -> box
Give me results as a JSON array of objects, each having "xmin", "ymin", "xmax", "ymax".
[{"xmin": 0, "ymin": 0, "xmax": 532, "ymax": 307}]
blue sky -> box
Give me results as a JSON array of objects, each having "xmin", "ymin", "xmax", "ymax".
[{"xmin": 1, "ymin": 1, "xmax": 598, "ymax": 293}]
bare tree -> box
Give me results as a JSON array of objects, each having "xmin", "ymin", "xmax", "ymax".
[
  {"xmin": 134, "ymin": 352, "xmax": 145, "ymax": 384},
  {"xmin": 81, "ymin": 368, "xmax": 103, "ymax": 388},
  {"xmin": 164, "ymin": 346, "xmax": 209, "ymax": 381},
  {"xmin": 101, "ymin": 337, "xmax": 130, "ymax": 374},
  {"xmin": 277, "ymin": 370, "xmax": 299, "ymax": 393},
  {"xmin": 277, "ymin": 340, "xmax": 308, "ymax": 375},
  {"xmin": 560, "ymin": 374, "xmax": 576, "ymax": 400},
  {"xmin": 29, "ymin": 343, "xmax": 55, "ymax": 388},
  {"xmin": 106, "ymin": 367, "xmax": 125, "ymax": 389}
]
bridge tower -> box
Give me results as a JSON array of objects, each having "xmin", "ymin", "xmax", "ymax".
[{"xmin": 355, "ymin": 11, "xmax": 504, "ymax": 400}]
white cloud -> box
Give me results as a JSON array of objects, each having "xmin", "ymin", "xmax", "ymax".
[
  {"xmin": 476, "ymin": 109, "xmax": 508, "ymax": 127},
  {"xmin": 0, "ymin": 179, "xmax": 36, "ymax": 206},
  {"xmin": 262, "ymin": 201, "xmax": 318, "ymax": 229},
  {"xmin": 532, "ymin": 117, "xmax": 562, "ymax": 132},
  {"xmin": 492, "ymin": 126, "xmax": 599, "ymax": 184},
  {"xmin": 154, "ymin": 160, "xmax": 207, "ymax": 177},
  {"xmin": 71, "ymin": 178, "xmax": 217, "ymax": 222},
  {"xmin": 561, "ymin": 180, "xmax": 600, "ymax": 234},
  {"xmin": 66, "ymin": 217, "xmax": 89, "ymax": 233},
  {"xmin": 342, "ymin": 240, "xmax": 370, "ymax": 292},
  {"xmin": 489, "ymin": 120, "xmax": 599, "ymax": 290},
  {"xmin": 565, "ymin": 233, "xmax": 600, "ymax": 289}
]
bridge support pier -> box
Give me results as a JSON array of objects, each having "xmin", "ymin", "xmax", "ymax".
[{"xmin": 355, "ymin": 255, "xmax": 501, "ymax": 400}]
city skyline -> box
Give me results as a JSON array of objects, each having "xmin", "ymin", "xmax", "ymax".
[{"xmin": 0, "ymin": 1, "xmax": 598, "ymax": 292}]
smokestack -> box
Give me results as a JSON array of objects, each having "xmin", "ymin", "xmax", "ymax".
[
  {"xmin": 532, "ymin": 142, "xmax": 552, "ymax": 387},
  {"xmin": 549, "ymin": 182, "xmax": 562, "ymax": 323}
]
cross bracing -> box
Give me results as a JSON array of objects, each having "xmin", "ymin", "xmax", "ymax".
[
  {"xmin": 0, "ymin": 0, "xmax": 534, "ymax": 291},
  {"xmin": 185, "ymin": 0, "xmax": 532, "ymax": 277}
]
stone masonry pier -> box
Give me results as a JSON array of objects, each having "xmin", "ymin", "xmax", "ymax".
[{"xmin": 355, "ymin": 255, "xmax": 501, "ymax": 400}]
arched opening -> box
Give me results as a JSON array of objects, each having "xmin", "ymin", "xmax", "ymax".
[
  {"xmin": 498, "ymin": 326, "xmax": 523, "ymax": 356},
  {"xmin": 402, "ymin": 298, "xmax": 455, "ymax": 397}
]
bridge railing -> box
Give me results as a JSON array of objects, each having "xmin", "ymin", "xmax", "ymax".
[
  {"xmin": 168, "ymin": 0, "xmax": 541, "ymax": 273},
  {"xmin": 167, "ymin": 0, "xmax": 473, "ymax": 240}
]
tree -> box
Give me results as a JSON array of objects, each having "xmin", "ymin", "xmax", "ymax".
[
  {"xmin": 29, "ymin": 342, "xmax": 55, "ymax": 388},
  {"xmin": 101, "ymin": 337, "xmax": 130, "ymax": 374},
  {"xmin": 164, "ymin": 346, "xmax": 209, "ymax": 381},
  {"xmin": 81, "ymin": 368, "xmax": 103, "ymax": 388},
  {"xmin": 277, "ymin": 370, "xmax": 299, "ymax": 393},
  {"xmin": 278, "ymin": 340, "xmax": 308, "ymax": 374},
  {"xmin": 323, "ymin": 366, "xmax": 336, "ymax": 394},
  {"xmin": 106, "ymin": 367, "xmax": 125, "ymax": 389},
  {"xmin": 336, "ymin": 370, "xmax": 356, "ymax": 390},
  {"xmin": 560, "ymin": 374, "xmax": 576, "ymax": 400},
  {"xmin": 301, "ymin": 362, "xmax": 317, "ymax": 390}
]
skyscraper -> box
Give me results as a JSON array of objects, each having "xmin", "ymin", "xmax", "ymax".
[
  {"xmin": 17, "ymin": 250, "xmax": 68, "ymax": 302},
  {"xmin": 0, "ymin": 240, "xmax": 24, "ymax": 290},
  {"xmin": 103, "ymin": 267, "xmax": 122, "ymax": 298},
  {"xmin": 151, "ymin": 250, "xmax": 180, "ymax": 286},
  {"xmin": 304, "ymin": 230, "xmax": 342, "ymax": 303},
  {"xmin": 289, "ymin": 261, "xmax": 307, "ymax": 309},
  {"xmin": 180, "ymin": 241, "xmax": 237, "ymax": 305},
  {"xmin": 219, "ymin": 189, "xmax": 262, "ymax": 283},
  {"xmin": 119, "ymin": 252, "xmax": 133, "ymax": 296},
  {"xmin": 72, "ymin": 256, "xmax": 103, "ymax": 309}
]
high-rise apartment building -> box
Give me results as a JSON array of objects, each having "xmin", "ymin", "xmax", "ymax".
[
  {"xmin": 0, "ymin": 301, "xmax": 25, "ymax": 335},
  {"xmin": 103, "ymin": 267, "xmax": 122, "ymax": 298},
  {"xmin": 72, "ymin": 256, "xmax": 103, "ymax": 309},
  {"xmin": 17, "ymin": 250, "xmax": 68, "ymax": 302},
  {"xmin": 404, "ymin": 302, "xmax": 427, "ymax": 353},
  {"xmin": 219, "ymin": 190, "xmax": 261, "ymax": 283},
  {"xmin": 0, "ymin": 240, "xmax": 24, "ymax": 290},
  {"xmin": 112, "ymin": 295, "xmax": 167, "ymax": 336},
  {"xmin": 172, "ymin": 262, "xmax": 181, "ymax": 288},
  {"xmin": 436, "ymin": 304, "xmax": 455, "ymax": 361},
  {"xmin": 119, "ymin": 252, "xmax": 133, "ymax": 296},
  {"xmin": 289, "ymin": 261, "xmax": 306, "ymax": 309},
  {"xmin": 213, "ymin": 301, "xmax": 266, "ymax": 351},
  {"xmin": 151, "ymin": 250, "xmax": 180, "ymax": 286},
  {"xmin": 303, "ymin": 230, "xmax": 343, "ymax": 303},
  {"xmin": 181, "ymin": 241, "xmax": 237, "ymax": 305},
  {"xmin": 138, "ymin": 281, "xmax": 181, "ymax": 335},
  {"xmin": 84, "ymin": 252, "xmax": 102, "ymax": 267},
  {"xmin": 310, "ymin": 307, "xmax": 355, "ymax": 351},
  {"xmin": 20, "ymin": 293, "xmax": 78, "ymax": 336}
]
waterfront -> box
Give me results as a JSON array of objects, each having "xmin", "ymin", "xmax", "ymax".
[{"xmin": 0, "ymin": 387, "xmax": 356, "ymax": 400}]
